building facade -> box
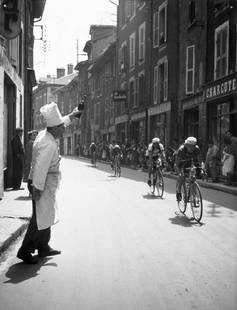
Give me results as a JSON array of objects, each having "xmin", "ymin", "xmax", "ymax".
[
  {"xmin": 116, "ymin": 0, "xmax": 150, "ymax": 145},
  {"xmin": 149, "ymin": 0, "xmax": 179, "ymax": 147},
  {"xmin": 0, "ymin": 0, "xmax": 46, "ymax": 196}
]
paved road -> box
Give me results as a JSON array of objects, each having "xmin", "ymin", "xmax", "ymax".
[{"xmin": 0, "ymin": 157, "xmax": 236, "ymax": 310}]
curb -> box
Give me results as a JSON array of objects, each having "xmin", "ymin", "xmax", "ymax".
[{"xmin": 0, "ymin": 221, "xmax": 28, "ymax": 256}]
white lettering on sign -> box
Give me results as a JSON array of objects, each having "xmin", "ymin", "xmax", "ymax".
[{"xmin": 205, "ymin": 78, "xmax": 236, "ymax": 100}]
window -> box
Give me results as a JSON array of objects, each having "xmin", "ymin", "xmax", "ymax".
[
  {"xmin": 138, "ymin": 71, "xmax": 145, "ymax": 106},
  {"xmin": 119, "ymin": 41, "xmax": 127, "ymax": 73},
  {"xmin": 153, "ymin": 11, "xmax": 159, "ymax": 47},
  {"xmin": 153, "ymin": 66, "xmax": 158, "ymax": 104},
  {"xmin": 129, "ymin": 78, "xmax": 136, "ymax": 108},
  {"xmin": 158, "ymin": 1, "xmax": 167, "ymax": 46},
  {"xmin": 189, "ymin": 0, "xmax": 196, "ymax": 24},
  {"xmin": 130, "ymin": 0, "xmax": 137, "ymax": 18},
  {"xmin": 158, "ymin": 57, "xmax": 168, "ymax": 102},
  {"xmin": 129, "ymin": 32, "xmax": 136, "ymax": 69},
  {"xmin": 110, "ymin": 99, "xmax": 114, "ymax": 123},
  {"xmin": 95, "ymin": 102, "xmax": 100, "ymax": 125},
  {"xmin": 139, "ymin": 22, "xmax": 146, "ymax": 64},
  {"xmin": 105, "ymin": 98, "xmax": 109, "ymax": 126},
  {"xmin": 214, "ymin": 21, "xmax": 229, "ymax": 80},
  {"xmin": 186, "ymin": 45, "xmax": 195, "ymax": 94}
]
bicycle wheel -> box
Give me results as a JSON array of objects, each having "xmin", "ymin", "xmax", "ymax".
[
  {"xmin": 178, "ymin": 183, "xmax": 187, "ymax": 214},
  {"xmin": 190, "ymin": 182, "xmax": 203, "ymax": 222},
  {"xmin": 155, "ymin": 169, "xmax": 164, "ymax": 198},
  {"xmin": 151, "ymin": 171, "xmax": 157, "ymax": 194},
  {"xmin": 117, "ymin": 162, "xmax": 121, "ymax": 177},
  {"xmin": 114, "ymin": 161, "xmax": 117, "ymax": 176}
]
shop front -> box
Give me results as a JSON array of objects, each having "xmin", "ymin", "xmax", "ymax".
[
  {"xmin": 130, "ymin": 111, "xmax": 146, "ymax": 144},
  {"xmin": 115, "ymin": 114, "xmax": 128, "ymax": 144},
  {"xmin": 204, "ymin": 74, "xmax": 237, "ymax": 154},
  {"xmin": 148, "ymin": 102, "xmax": 171, "ymax": 147}
]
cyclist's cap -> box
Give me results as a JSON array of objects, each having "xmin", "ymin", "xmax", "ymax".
[
  {"xmin": 152, "ymin": 137, "xmax": 160, "ymax": 143},
  {"xmin": 185, "ymin": 137, "xmax": 197, "ymax": 145}
]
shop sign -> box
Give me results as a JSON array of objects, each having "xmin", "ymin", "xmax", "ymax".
[
  {"xmin": 204, "ymin": 75, "xmax": 237, "ymax": 101},
  {"xmin": 113, "ymin": 90, "xmax": 127, "ymax": 101}
]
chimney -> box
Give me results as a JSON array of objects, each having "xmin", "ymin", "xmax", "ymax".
[
  {"xmin": 67, "ymin": 63, "xmax": 74, "ymax": 75},
  {"xmin": 56, "ymin": 68, "xmax": 65, "ymax": 78}
]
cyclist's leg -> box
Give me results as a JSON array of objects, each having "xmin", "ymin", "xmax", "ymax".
[
  {"xmin": 176, "ymin": 174, "xmax": 185, "ymax": 201},
  {"xmin": 147, "ymin": 159, "xmax": 152, "ymax": 186}
]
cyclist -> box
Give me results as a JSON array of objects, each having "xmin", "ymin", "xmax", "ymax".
[
  {"xmin": 89, "ymin": 142, "xmax": 97, "ymax": 165},
  {"xmin": 147, "ymin": 137, "xmax": 166, "ymax": 187},
  {"xmin": 175, "ymin": 136, "xmax": 203, "ymax": 201},
  {"xmin": 110, "ymin": 141, "xmax": 122, "ymax": 169}
]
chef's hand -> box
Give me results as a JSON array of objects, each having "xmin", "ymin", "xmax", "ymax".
[
  {"xmin": 69, "ymin": 107, "xmax": 82, "ymax": 120},
  {"xmin": 32, "ymin": 186, "xmax": 41, "ymax": 201}
]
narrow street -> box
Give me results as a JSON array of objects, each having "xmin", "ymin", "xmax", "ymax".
[{"xmin": 0, "ymin": 157, "xmax": 236, "ymax": 310}]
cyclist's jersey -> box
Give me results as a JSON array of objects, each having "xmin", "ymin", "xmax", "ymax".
[
  {"xmin": 111, "ymin": 145, "xmax": 121, "ymax": 157},
  {"xmin": 89, "ymin": 144, "xmax": 96, "ymax": 153},
  {"xmin": 176, "ymin": 144, "xmax": 201, "ymax": 169},
  {"xmin": 148, "ymin": 142, "xmax": 165, "ymax": 160}
]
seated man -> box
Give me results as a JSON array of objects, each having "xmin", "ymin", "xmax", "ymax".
[
  {"xmin": 147, "ymin": 137, "xmax": 166, "ymax": 187},
  {"xmin": 110, "ymin": 141, "xmax": 122, "ymax": 168},
  {"xmin": 175, "ymin": 136, "xmax": 203, "ymax": 201}
]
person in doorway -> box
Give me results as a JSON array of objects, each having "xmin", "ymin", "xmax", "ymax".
[
  {"xmin": 11, "ymin": 127, "xmax": 25, "ymax": 190},
  {"xmin": 23, "ymin": 130, "xmax": 38, "ymax": 183},
  {"xmin": 17, "ymin": 102, "xmax": 82, "ymax": 264}
]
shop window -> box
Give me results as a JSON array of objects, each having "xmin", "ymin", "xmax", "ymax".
[
  {"xmin": 158, "ymin": 1, "xmax": 167, "ymax": 46},
  {"xmin": 214, "ymin": 21, "xmax": 229, "ymax": 80},
  {"xmin": 153, "ymin": 11, "xmax": 159, "ymax": 48},
  {"xmin": 129, "ymin": 32, "xmax": 136, "ymax": 69},
  {"xmin": 139, "ymin": 22, "xmax": 146, "ymax": 64},
  {"xmin": 186, "ymin": 45, "xmax": 195, "ymax": 94}
]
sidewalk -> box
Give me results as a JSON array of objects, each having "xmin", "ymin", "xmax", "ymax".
[{"xmin": 0, "ymin": 184, "xmax": 32, "ymax": 256}]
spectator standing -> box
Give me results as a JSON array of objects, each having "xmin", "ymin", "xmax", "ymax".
[
  {"xmin": 11, "ymin": 127, "xmax": 24, "ymax": 190},
  {"xmin": 205, "ymin": 139, "xmax": 219, "ymax": 182},
  {"xmin": 222, "ymin": 137, "xmax": 235, "ymax": 185}
]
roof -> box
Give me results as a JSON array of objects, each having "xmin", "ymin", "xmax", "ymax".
[
  {"xmin": 38, "ymin": 72, "xmax": 78, "ymax": 85},
  {"xmin": 74, "ymin": 60, "xmax": 89, "ymax": 71}
]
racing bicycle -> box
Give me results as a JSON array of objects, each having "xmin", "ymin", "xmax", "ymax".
[
  {"xmin": 113, "ymin": 154, "xmax": 121, "ymax": 177},
  {"xmin": 151, "ymin": 157, "xmax": 164, "ymax": 198},
  {"xmin": 177, "ymin": 160, "xmax": 203, "ymax": 222}
]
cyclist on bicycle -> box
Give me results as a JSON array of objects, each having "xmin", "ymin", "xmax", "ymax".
[
  {"xmin": 89, "ymin": 142, "xmax": 97, "ymax": 164},
  {"xmin": 175, "ymin": 136, "xmax": 203, "ymax": 201},
  {"xmin": 110, "ymin": 141, "xmax": 122, "ymax": 169},
  {"xmin": 147, "ymin": 137, "xmax": 166, "ymax": 187}
]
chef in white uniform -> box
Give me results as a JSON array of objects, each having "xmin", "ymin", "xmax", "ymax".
[{"xmin": 17, "ymin": 102, "xmax": 81, "ymax": 264}]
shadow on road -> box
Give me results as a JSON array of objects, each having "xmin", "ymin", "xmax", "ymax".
[
  {"xmin": 143, "ymin": 193, "xmax": 164, "ymax": 200},
  {"xmin": 14, "ymin": 196, "xmax": 31, "ymax": 201},
  {"xmin": 169, "ymin": 213, "xmax": 205, "ymax": 227},
  {"xmin": 3, "ymin": 257, "xmax": 57, "ymax": 284}
]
